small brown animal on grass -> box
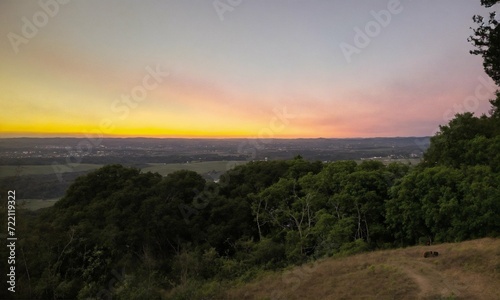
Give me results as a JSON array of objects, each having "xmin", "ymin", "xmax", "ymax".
[{"xmin": 423, "ymin": 251, "xmax": 439, "ymax": 258}]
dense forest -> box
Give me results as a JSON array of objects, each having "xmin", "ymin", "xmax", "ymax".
[{"xmin": 1, "ymin": 0, "xmax": 500, "ymax": 299}]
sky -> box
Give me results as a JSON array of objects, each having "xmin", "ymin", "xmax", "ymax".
[{"xmin": 0, "ymin": 0, "xmax": 498, "ymax": 138}]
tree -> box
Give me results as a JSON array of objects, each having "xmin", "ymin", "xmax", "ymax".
[
  {"xmin": 470, "ymin": 0, "xmax": 500, "ymax": 86},
  {"xmin": 470, "ymin": 0, "xmax": 500, "ymax": 122},
  {"xmin": 422, "ymin": 112, "xmax": 494, "ymax": 168},
  {"xmin": 387, "ymin": 164, "xmax": 500, "ymax": 245},
  {"xmin": 481, "ymin": 0, "xmax": 500, "ymax": 7}
]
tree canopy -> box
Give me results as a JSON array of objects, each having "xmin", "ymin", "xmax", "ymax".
[{"xmin": 470, "ymin": 0, "xmax": 500, "ymax": 86}]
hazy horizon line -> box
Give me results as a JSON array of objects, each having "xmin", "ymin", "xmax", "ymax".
[{"xmin": 0, "ymin": 135, "xmax": 432, "ymax": 140}]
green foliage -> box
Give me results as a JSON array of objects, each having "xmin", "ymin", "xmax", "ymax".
[
  {"xmin": 251, "ymin": 238, "xmax": 286, "ymax": 268},
  {"xmin": 167, "ymin": 279, "xmax": 225, "ymax": 300},
  {"xmin": 14, "ymin": 103, "xmax": 500, "ymax": 298},
  {"xmin": 338, "ymin": 239, "xmax": 370, "ymax": 256},
  {"xmin": 470, "ymin": 1, "xmax": 500, "ymax": 85},
  {"xmin": 14, "ymin": 137, "xmax": 500, "ymax": 299},
  {"xmin": 387, "ymin": 164, "xmax": 500, "ymax": 245}
]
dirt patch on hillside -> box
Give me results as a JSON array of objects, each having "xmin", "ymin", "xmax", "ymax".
[{"xmin": 387, "ymin": 257, "xmax": 463, "ymax": 299}]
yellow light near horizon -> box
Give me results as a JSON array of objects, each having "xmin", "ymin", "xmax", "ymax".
[
  {"xmin": 0, "ymin": 125, "xmax": 354, "ymax": 139},
  {"xmin": 0, "ymin": 118, "xmax": 327, "ymax": 138},
  {"xmin": 108, "ymin": 126, "xmax": 260, "ymax": 138}
]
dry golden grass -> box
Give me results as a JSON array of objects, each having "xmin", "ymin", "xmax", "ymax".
[{"xmin": 225, "ymin": 238, "xmax": 500, "ymax": 300}]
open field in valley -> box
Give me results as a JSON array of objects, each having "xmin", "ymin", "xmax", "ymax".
[
  {"xmin": 0, "ymin": 164, "xmax": 104, "ymax": 178},
  {"xmin": 17, "ymin": 199, "xmax": 60, "ymax": 211},
  {"xmin": 4, "ymin": 161, "xmax": 247, "ymax": 210},
  {"xmin": 141, "ymin": 160, "xmax": 247, "ymax": 176}
]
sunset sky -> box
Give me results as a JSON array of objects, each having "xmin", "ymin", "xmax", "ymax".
[{"xmin": 0, "ymin": 0, "xmax": 498, "ymax": 138}]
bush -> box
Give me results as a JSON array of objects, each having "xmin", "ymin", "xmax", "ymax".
[
  {"xmin": 251, "ymin": 238, "xmax": 286, "ymax": 268},
  {"xmin": 338, "ymin": 239, "xmax": 370, "ymax": 256}
]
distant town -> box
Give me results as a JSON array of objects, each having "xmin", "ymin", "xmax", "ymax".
[
  {"xmin": 0, "ymin": 137, "xmax": 429, "ymax": 165},
  {"xmin": 0, "ymin": 137, "xmax": 429, "ymax": 205}
]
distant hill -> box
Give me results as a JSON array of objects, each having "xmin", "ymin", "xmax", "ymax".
[{"xmin": 225, "ymin": 238, "xmax": 500, "ymax": 300}]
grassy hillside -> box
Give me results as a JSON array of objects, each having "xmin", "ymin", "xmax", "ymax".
[{"xmin": 226, "ymin": 238, "xmax": 500, "ymax": 300}]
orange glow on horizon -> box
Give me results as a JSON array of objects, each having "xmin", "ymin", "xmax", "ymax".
[{"xmin": 0, "ymin": 127, "xmax": 362, "ymax": 139}]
